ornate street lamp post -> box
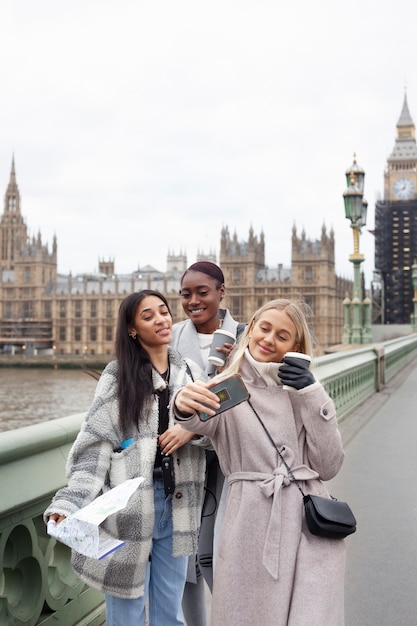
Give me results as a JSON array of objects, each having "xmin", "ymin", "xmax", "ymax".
[{"xmin": 342, "ymin": 155, "xmax": 372, "ymax": 344}]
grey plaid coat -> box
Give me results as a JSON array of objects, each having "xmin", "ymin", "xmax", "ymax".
[{"xmin": 44, "ymin": 349, "xmax": 206, "ymax": 599}]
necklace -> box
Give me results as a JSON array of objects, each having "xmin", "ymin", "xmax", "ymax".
[
  {"xmin": 154, "ymin": 363, "xmax": 170, "ymax": 382},
  {"xmin": 161, "ymin": 364, "xmax": 170, "ymax": 382}
]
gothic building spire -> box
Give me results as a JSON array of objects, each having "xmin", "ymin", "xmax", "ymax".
[
  {"xmin": 388, "ymin": 89, "xmax": 417, "ymax": 162},
  {"xmin": 4, "ymin": 155, "xmax": 22, "ymax": 215},
  {"xmin": 397, "ymin": 89, "xmax": 414, "ymax": 129},
  {"xmin": 0, "ymin": 156, "xmax": 27, "ymax": 269}
]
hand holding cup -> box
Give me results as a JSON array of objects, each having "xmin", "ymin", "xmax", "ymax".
[
  {"xmin": 208, "ymin": 329, "xmax": 236, "ymax": 367},
  {"xmin": 278, "ymin": 352, "xmax": 314, "ymax": 391}
]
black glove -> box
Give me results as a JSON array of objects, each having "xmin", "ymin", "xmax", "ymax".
[{"xmin": 278, "ymin": 355, "xmax": 315, "ymax": 390}]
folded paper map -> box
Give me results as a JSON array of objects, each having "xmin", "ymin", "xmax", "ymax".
[{"xmin": 47, "ymin": 476, "xmax": 144, "ymax": 559}]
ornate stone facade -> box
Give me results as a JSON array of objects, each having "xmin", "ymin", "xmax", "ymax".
[
  {"xmin": 219, "ymin": 224, "xmax": 350, "ymax": 350},
  {"xmin": 0, "ymin": 159, "xmax": 350, "ymax": 357}
]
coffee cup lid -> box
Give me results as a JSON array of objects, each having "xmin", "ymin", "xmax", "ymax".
[
  {"xmin": 284, "ymin": 351, "xmax": 311, "ymax": 362},
  {"xmin": 208, "ymin": 355, "xmax": 226, "ymax": 366},
  {"xmin": 213, "ymin": 329, "xmax": 236, "ymax": 339}
]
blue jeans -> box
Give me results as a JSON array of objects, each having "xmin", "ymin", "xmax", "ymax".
[{"xmin": 105, "ymin": 480, "xmax": 188, "ymax": 626}]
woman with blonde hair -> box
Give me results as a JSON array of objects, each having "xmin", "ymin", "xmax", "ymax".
[{"xmin": 172, "ymin": 298, "xmax": 346, "ymax": 625}]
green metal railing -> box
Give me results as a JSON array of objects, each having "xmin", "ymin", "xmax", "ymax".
[
  {"xmin": 316, "ymin": 347, "xmax": 379, "ymax": 421},
  {"xmin": 384, "ymin": 335, "xmax": 417, "ymax": 382},
  {"xmin": 0, "ymin": 417, "xmax": 106, "ymax": 626},
  {"xmin": 1, "ymin": 334, "xmax": 417, "ymax": 625}
]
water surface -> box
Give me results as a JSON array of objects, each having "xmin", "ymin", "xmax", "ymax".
[{"xmin": 0, "ymin": 368, "xmax": 98, "ymax": 432}]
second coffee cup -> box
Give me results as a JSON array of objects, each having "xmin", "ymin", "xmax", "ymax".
[
  {"xmin": 283, "ymin": 351, "xmax": 312, "ymax": 369},
  {"xmin": 208, "ymin": 329, "xmax": 236, "ymax": 366},
  {"xmin": 281, "ymin": 351, "xmax": 312, "ymax": 391}
]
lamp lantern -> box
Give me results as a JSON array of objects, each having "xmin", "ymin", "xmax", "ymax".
[
  {"xmin": 343, "ymin": 180, "xmax": 363, "ymax": 224},
  {"xmin": 345, "ymin": 153, "xmax": 365, "ymax": 193},
  {"xmin": 341, "ymin": 154, "xmax": 372, "ymax": 344}
]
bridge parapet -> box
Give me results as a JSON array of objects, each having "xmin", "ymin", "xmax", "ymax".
[
  {"xmin": 0, "ymin": 415, "xmax": 105, "ymax": 625},
  {"xmin": 1, "ymin": 335, "xmax": 417, "ymax": 625}
]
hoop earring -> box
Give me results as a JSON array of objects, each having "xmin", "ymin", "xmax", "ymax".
[{"xmin": 128, "ymin": 331, "xmax": 137, "ymax": 339}]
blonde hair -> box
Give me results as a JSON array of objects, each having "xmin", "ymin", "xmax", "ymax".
[{"xmin": 218, "ymin": 298, "xmax": 315, "ymax": 380}]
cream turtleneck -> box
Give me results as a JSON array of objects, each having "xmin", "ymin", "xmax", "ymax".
[{"xmin": 245, "ymin": 349, "xmax": 283, "ymax": 387}]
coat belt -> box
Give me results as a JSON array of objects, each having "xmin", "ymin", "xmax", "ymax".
[{"xmin": 228, "ymin": 464, "xmax": 318, "ymax": 580}]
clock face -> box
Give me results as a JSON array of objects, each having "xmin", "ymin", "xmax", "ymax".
[{"xmin": 393, "ymin": 178, "xmax": 414, "ymax": 199}]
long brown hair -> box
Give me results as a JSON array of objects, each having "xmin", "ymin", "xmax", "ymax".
[{"xmin": 115, "ymin": 290, "xmax": 171, "ymax": 434}]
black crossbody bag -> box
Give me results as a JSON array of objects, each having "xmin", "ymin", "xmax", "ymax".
[{"xmin": 248, "ymin": 400, "xmax": 356, "ymax": 540}]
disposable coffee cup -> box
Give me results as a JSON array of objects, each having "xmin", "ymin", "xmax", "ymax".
[
  {"xmin": 281, "ymin": 352, "xmax": 312, "ymax": 391},
  {"xmin": 208, "ymin": 329, "xmax": 236, "ymax": 366}
]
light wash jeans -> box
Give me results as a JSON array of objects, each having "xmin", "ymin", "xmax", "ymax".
[{"xmin": 105, "ymin": 480, "xmax": 188, "ymax": 626}]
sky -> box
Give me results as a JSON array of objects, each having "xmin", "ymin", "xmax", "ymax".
[{"xmin": 1, "ymin": 0, "xmax": 417, "ymax": 287}]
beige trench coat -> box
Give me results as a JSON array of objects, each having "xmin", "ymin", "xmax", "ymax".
[{"xmin": 174, "ymin": 357, "xmax": 346, "ymax": 626}]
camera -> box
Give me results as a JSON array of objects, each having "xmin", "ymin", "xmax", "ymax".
[{"xmin": 161, "ymin": 455, "xmax": 175, "ymax": 495}]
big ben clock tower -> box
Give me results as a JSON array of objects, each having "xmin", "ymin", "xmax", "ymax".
[
  {"xmin": 384, "ymin": 91, "xmax": 417, "ymax": 201},
  {"xmin": 375, "ymin": 89, "xmax": 417, "ymax": 324}
]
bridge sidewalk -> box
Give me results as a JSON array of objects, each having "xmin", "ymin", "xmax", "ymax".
[
  {"xmin": 330, "ymin": 358, "xmax": 417, "ymax": 626},
  {"xmin": 101, "ymin": 360, "xmax": 417, "ymax": 626}
]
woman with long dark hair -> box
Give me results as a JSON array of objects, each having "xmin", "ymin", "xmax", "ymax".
[{"xmin": 45, "ymin": 290, "xmax": 206, "ymax": 626}]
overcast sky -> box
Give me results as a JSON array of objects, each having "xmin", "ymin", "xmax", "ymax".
[{"xmin": 1, "ymin": 0, "xmax": 416, "ymax": 286}]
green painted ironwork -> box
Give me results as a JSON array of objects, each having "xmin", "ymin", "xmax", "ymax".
[
  {"xmin": 384, "ymin": 335, "xmax": 417, "ymax": 382},
  {"xmin": 315, "ymin": 345, "xmax": 380, "ymax": 421},
  {"xmin": 0, "ymin": 416, "xmax": 105, "ymax": 626},
  {"xmin": 0, "ymin": 334, "xmax": 417, "ymax": 624}
]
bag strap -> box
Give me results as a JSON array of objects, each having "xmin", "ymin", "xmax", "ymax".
[{"xmin": 247, "ymin": 399, "xmax": 306, "ymax": 497}]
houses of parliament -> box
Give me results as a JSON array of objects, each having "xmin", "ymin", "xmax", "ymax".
[{"xmin": 0, "ymin": 157, "xmax": 351, "ymax": 357}]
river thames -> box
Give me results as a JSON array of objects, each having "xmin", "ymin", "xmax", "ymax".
[{"xmin": 0, "ymin": 367, "xmax": 99, "ymax": 432}]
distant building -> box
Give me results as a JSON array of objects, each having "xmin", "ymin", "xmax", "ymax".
[
  {"xmin": 219, "ymin": 224, "xmax": 350, "ymax": 349},
  {"xmin": 374, "ymin": 91, "xmax": 417, "ymax": 324},
  {"xmin": 0, "ymin": 159, "xmax": 350, "ymax": 356}
]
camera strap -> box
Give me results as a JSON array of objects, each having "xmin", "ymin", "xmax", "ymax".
[{"xmin": 155, "ymin": 367, "xmax": 170, "ymax": 468}]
